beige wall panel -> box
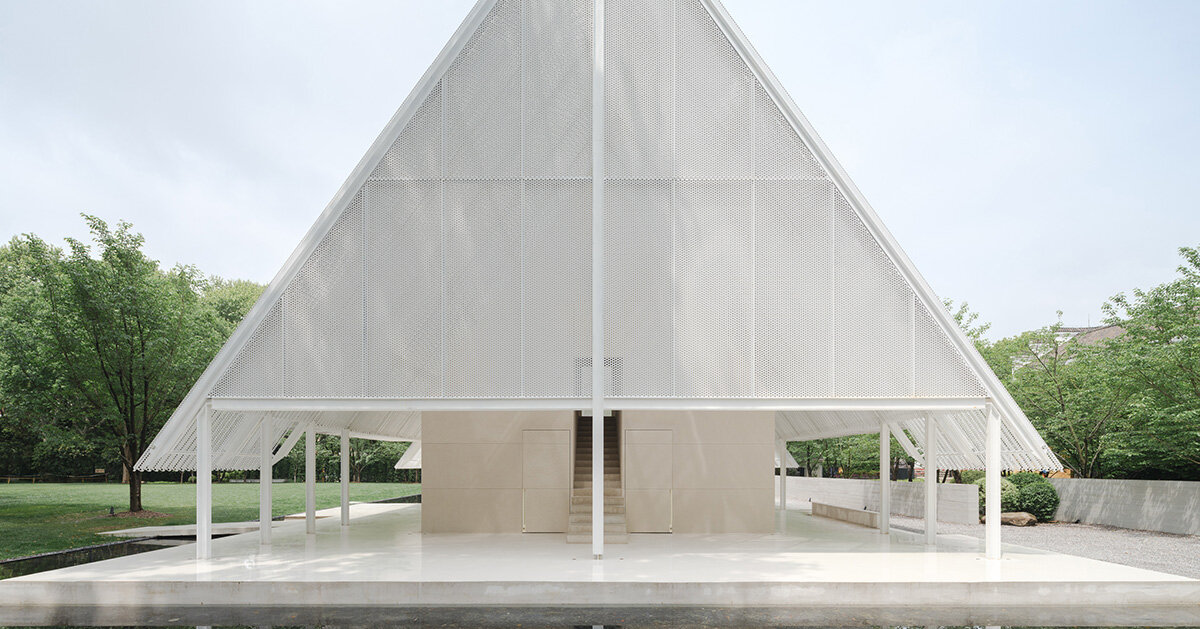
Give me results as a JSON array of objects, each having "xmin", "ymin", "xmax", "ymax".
[
  {"xmin": 621, "ymin": 410, "xmax": 774, "ymax": 444},
  {"xmin": 627, "ymin": 488, "xmax": 672, "ymax": 532},
  {"xmin": 522, "ymin": 445, "xmax": 570, "ymax": 488},
  {"xmin": 422, "ymin": 442, "xmax": 522, "ymax": 489},
  {"xmin": 624, "ymin": 428, "xmax": 673, "ymax": 444},
  {"xmin": 522, "ymin": 488, "xmax": 569, "ymax": 532},
  {"xmin": 422, "ymin": 411, "xmax": 572, "ymax": 443},
  {"xmin": 625, "ymin": 444, "xmax": 673, "ymax": 489},
  {"xmin": 672, "ymin": 488, "xmax": 774, "ymax": 533},
  {"xmin": 422, "ymin": 488, "xmax": 523, "ymax": 533},
  {"xmin": 672, "ymin": 443, "xmax": 774, "ymax": 489}
]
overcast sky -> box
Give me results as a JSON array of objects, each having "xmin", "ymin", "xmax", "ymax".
[{"xmin": 2, "ymin": 1, "xmax": 1197, "ymax": 339}]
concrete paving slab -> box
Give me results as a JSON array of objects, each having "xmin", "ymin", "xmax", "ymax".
[{"xmin": 2, "ymin": 503, "xmax": 1197, "ymax": 612}]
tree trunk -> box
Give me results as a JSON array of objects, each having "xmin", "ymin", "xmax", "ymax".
[{"xmin": 127, "ymin": 466, "xmax": 143, "ymax": 512}]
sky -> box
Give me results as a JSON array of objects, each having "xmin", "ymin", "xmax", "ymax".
[{"xmin": 1, "ymin": 0, "xmax": 1198, "ymax": 339}]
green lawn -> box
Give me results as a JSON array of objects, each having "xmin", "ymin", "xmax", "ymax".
[{"xmin": 0, "ymin": 481, "xmax": 420, "ymax": 560}]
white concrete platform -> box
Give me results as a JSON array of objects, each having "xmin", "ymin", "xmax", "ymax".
[
  {"xmin": 97, "ymin": 515, "xmax": 333, "ymax": 538},
  {"xmin": 2, "ymin": 503, "xmax": 1197, "ymax": 610}
]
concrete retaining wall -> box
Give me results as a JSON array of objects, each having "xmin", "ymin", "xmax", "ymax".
[
  {"xmin": 811, "ymin": 501, "xmax": 880, "ymax": 529},
  {"xmin": 786, "ymin": 476, "xmax": 979, "ymax": 524},
  {"xmin": 1050, "ymin": 478, "xmax": 1200, "ymax": 535}
]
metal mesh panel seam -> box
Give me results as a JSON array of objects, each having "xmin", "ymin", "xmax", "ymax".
[
  {"xmin": 828, "ymin": 182, "xmax": 836, "ymax": 395},
  {"xmin": 519, "ymin": 0, "xmax": 526, "ymax": 397},
  {"xmin": 439, "ymin": 71, "xmax": 447, "ymax": 397},
  {"xmin": 671, "ymin": 0, "xmax": 678, "ymax": 397},
  {"xmin": 910, "ymin": 293, "xmax": 916, "ymax": 396},
  {"xmin": 361, "ymin": 182, "xmax": 368, "ymax": 397},
  {"xmin": 280, "ymin": 289, "xmax": 286, "ymax": 396},
  {"xmin": 749, "ymin": 61, "xmax": 756, "ymax": 396}
]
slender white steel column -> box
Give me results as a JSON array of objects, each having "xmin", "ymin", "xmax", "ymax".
[
  {"xmin": 590, "ymin": 0, "xmax": 606, "ymax": 561},
  {"xmin": 879, "ymin": 424, "xmax": 890, "ymax": 534},
  {"xmin": 985, "ymin": 403, "xmax": 1002, "ymax": 559},
  {"xmin": 259, "ymin": 417, "xmax": 272, "ymax": 545},
  {"xmin": 305, "ymin": 428, "xmax": 316, "ymax": 535},
  {"xmin": 775, "ymin": 440, "xmax": 783, "ymax": 511},
  {"xmin": 924, "ymin": 414, "xmax": 938, "ymax": 545},
  {"xmin": 196, "ymin": 402, "xmax": 212, "ymax": 560},
  {"xmin": 779, "ymin": 442, "xmax": 788, "ymax": 512},
  {"xmin": 340, "ymin": 428, "xmax": 350, "ymax": 526}
]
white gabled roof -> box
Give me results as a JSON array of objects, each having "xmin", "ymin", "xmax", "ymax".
[{"xmin": 137, "ymin": 0, "xmax": 1060, "ymax": 473}]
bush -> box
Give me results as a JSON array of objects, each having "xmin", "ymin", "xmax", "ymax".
[
  {"xmin": 1007, "ymin": 471, "xmax": 1047, "ymax": 488},
  {"xmin": 1017, "ymin": 482, "xmax": 1060, "ymax": 521},
  {"xmin": 974, "ymin": 477, "xmax": 1019, "ymax": 515},
  {"xmin": 959, "ymin": 469, "xmax": 985, "ymax": 484}
]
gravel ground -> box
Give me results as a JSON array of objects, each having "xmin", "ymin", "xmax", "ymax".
[{"xmin": 889, "ymin": 514, "xmax": 1200, "ymax": 579}]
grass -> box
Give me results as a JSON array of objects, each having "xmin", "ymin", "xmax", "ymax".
[{"xmin": 0, "ymin": 481, "xmax": 420, "ymax": 560}]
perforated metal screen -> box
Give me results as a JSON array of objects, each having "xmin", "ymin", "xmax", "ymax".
[
  {"xmin": 138, "ymin": 0, "xmax": 1066, "ymax": 474},
  {"xmin": 208, "ymin": 0, "xmax": 989, "ymax": 401}
]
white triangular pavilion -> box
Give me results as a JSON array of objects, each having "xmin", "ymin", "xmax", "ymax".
[{"xmin": 137, "ymin": 0, "xmax": 1059, "ymax": 477}]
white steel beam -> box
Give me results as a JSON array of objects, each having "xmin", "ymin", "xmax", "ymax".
[
  {"xmin": 340, "ymin": 428, "xmax": 350, "ymax": 526},
  {"xmin": 196, "ymin": 403, "xmax": 212, "ymax": 560},
  {"xmin": 305, "ymin": 428, "xmax": 316, "ymax": 535},
  {"xmin": 924, "ymin": 414, "xmax": 938, "ymax": 545},
  {"xmin": 591, "ymin": 0, "xmax": 606, "ymax": 562},
  {"xmin": 985, "ymin": 404, "xmax": 1002, "ymax": 559},
  {"xmin": 209, "ymin": 397, "xmax": 989, "ymax": 413},
  {"xmin": 888, "ymin": 422, "xmax": 923, "ymax": 465},
  {"xmin": 879, "ymin": 424, "xmax": 890, "ymax": 535},
  {"xmin": 259, "ymin": 416, "xmax": 272, "ymax": 545}
]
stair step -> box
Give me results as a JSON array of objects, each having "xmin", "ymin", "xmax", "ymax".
[
  {"xmin": 573, "ymin": 473, "xmax": 622, "ymax": 481},
  {"xmin": 570, "ymin": 513, "xmax": 626, "ymax": 524},
  {"xmin": 572, "ymin": 495, "xmax": 624, "ymax": 505},
  {"xmin": 567, "ymin": 523, "xmax": 628, "ymax": 535},
  {"xmin": 571, "ymin": 487, "xmax": 623, "ymax": 496},
  {"xmin": 569, "ymin": 505, "xmax": 625, "ymax": 515},
  {"xmin": 567, "ymin": 534, "xmax": 628, "ymax": 544}
]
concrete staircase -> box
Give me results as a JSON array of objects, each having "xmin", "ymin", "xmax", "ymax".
[{"xmin": 566, "ymin": 415, "xmax": 627, "ymax": 544}]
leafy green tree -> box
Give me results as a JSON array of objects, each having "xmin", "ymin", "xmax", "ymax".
[
  {"xmin": 203, "ymin": 278, "xmax": 265, "ymax": 334},
  {"xmin": 1103, "ymin": 246, "xmax": 1200, "ymax": 479},
  {"xmin": 0, "ymin": 216, "xmax": 227, "ymax": 510},
  {"xmin": 999, "ymin": 326, "xmax": 1130, "ymax": 478}
]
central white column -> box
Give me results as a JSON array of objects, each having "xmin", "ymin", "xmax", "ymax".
[
  {"xmin": 591, "ymin": 0, "xmax": 606, "ymax": 560},
  {"xmin": 305, "ymin": 428, "xmax": 316, "ymax": 535},
  {"xmin": 259, "ymin": 416, "xmax": 272, "ymax": 545},
  {"xmin": 985, "ymin": 403, "xmax": 1002, "ymax": 559},
  {"xmin": 879, "ymin": 424, "xmax": 890, "ymax": 535},
  {"xmin": 196, "ymin": 402, "xmax": 212, "ymax": 560},
  {"xmin": 340, "ymin": 428, "xmax": 350, "ymax": 526},
  {"xmin": 924, "ymin": 414, "xmax": 938, "ymax": 546}
]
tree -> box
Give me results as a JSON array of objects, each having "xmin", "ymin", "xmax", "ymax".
[
  {"xmin": 1103, "ymin": 246, "xmax": 1200, "ymax": 479},
  {"xmin": 349, "ymin": 439, "xmax": 407, "ymax": 482},
  {"xmin": 997, "ymin": 325, "xmax": 1131, "ymax": 478},
  {"xmin": 203, "ymin": 278, "xmax": 265, "ymax": 334},
  {"xmin": 0, "ymin": 216, "xmax": 227, "ymax": 510}
]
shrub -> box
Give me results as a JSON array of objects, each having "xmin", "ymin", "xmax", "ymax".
[
  {"xmin": 1007, "ymin": 471, "xmax": 1047, "ymax": 488},
  {"xmin": 959, "ymin": 469, "xmax": 985, "ymax": 484},
  {"xmin": 1017, "ymin": 481, "xmax": 1060, "ymax": 521},
  {"xmin": 974, "ymin": 477, "xmax": 1019, "ymax": 515}
]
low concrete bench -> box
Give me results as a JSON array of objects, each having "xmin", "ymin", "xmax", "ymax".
[{"xmin": 812, "ymin": 501, "xmax": 880, "ymax": 529}]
